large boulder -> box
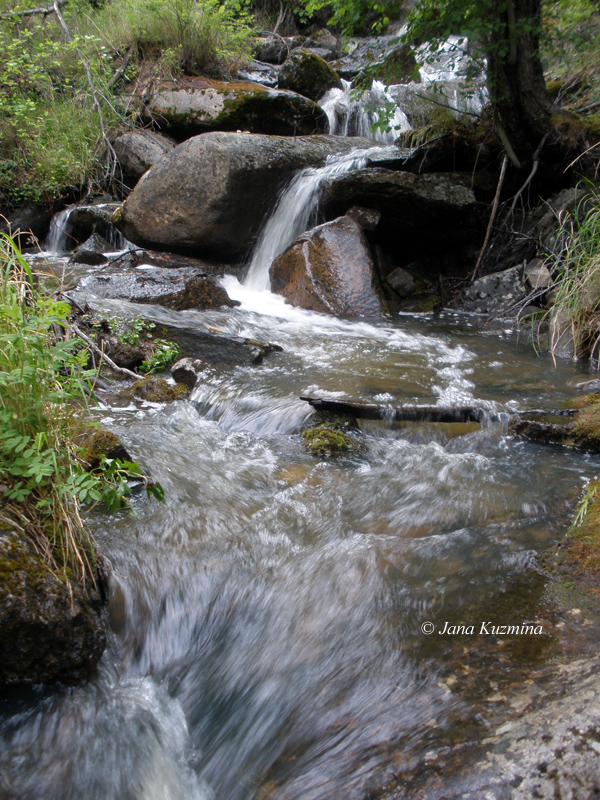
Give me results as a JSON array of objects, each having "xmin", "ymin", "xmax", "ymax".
[
  {"xmin": 0, "ymin": 531, "xmax": 105, "ymax": 684},
  {"xmin": 113, "ymin": 130, "xmax": 177, "ymax": 180},
  {"xmin": 270, "ymin": 215, "xmax": 385, "ymax": 316},
  {"xmin": 253, "ymin": 34, "xmax": 305, "ymax": 64},
  {"xmin": 320, "ymin": 169, "xmax": 477, "ymax": 268},
  {"xmin": 278, "ymin": 49, "xmax": 343, "ymax": 101},
  {"xmin": 77, "ymin": 266, "xmax": 238, "ymax": 311},
  {"xmin": 115, "ymin": 132, "xmax": 395, "ymax": 260},
  {"xmin": 452, "ymin": 264, "xmax": 529, "ymax": 318},
  {"xmin": 142, "ymin": 79, "xmax": 327, "ymax": 137}
]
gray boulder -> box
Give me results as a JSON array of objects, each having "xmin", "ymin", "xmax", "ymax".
[
  {"xmin": 321, "ymin": 168, "xmax": 477, "ymax": 266},
  {"xmin": 270, "ymin": 215, "xmax": 385, "ymax": 316},
  {"xmin": 165, "ymin": 327, "xmax": 282, "ymax": 367},
  {"xmin": 142, "ymin": 80, "xmax": 327, "ymax": 137},
  {"xmin": 78, "ymin": 266, "xmax": 238, "ymax": 311},
  {"xmin": 113, "ymin": 130, "xmax": 177, "ymax": 180},
  {"xmin": 115, "ymin": 132, "xmax": 396, "ymax": 260},
  {"xmin": 253, "ymin": 34, "xmax": 305, "ymax": 64},
  {"xmin": 0, "ymin": 531, "xmax": 105, "ymax": 684},
  {"xmin": 278, "ymin": 49, "xmax": 342, "ymax": 101},
  {"xmin": 453, "ymin": 265, "xmax": 529, "ymax": 318}
]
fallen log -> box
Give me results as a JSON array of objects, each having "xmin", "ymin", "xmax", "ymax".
[{"xmin": 300, "ymin": 397, "xmax": 578, "ymax": 425}]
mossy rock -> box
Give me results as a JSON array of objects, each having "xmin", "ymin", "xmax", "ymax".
[
  {"xmin": 126, "ymin": 376, "xmax": 190, "ymax": 403},
  {"xmin": 300, "ymin": 410, "xmax": 358, "ymax": 432},
  {"xmin": 80, "ymin": 429, "xmax": 131, "ymax": 469},
  {"xmin": 278, "ymin": 49, "xmax": 343, "ymax": 101},
  {"xmin": 396, "ymin": 292, "xmax": 442, "ymax": 313},
  {"xmin": 301, "ymin": 424, "xmax": 361, "ymax": 456},
  {"xmin": 0, "ymin": 531, "xmax": 106, "ymax": 684},
  {"xmin": 378, "ymin": 44, "xmax": 417, "ymax": 84}
]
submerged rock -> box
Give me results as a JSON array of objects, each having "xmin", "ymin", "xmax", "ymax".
[
  {"xmin": 277, "ymin": 49, "xmax": 342, "ymax": 101},
  {"xmin": 165, "ymin": 327, "xmax": 282, "ymax": 368},
  {"xmin": 302, "ymin": 425, "xmax": 361, "ymax": 456},
  {"xmin": 142, "ymin": 80, "xmax": 327, "ymax": 137},
  {"xmin": 124, "ymin": 376, "xmax": 190, "ymax": 403},
  {"xmin": 0, "ymin": 531, "xmax": 106, "ymax": 684},
  {"xmin": 270, "ymin": 215, "xmax": 385, "ymax": 317},
  {"xmin": 113, "ymin": 130, "xmax": 177, "ymax": 181},
  {"xmin": 116, "ymin": 132, "xmax": 392, "ymax": 260},
  {"xmin": 78, "ymin": 267, "xmax": 238, "ymax": 311}
]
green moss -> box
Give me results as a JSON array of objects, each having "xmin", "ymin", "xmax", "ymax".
[
  {"xmin": 127, "ymin": 376, "xmax": 190, "ymax": 403},
  {"xmin": 569, "ymin": 403, "xmax": 600, "ymax": 449},
  {"xmin": 301, "ymin": 425, "xmax": 360, "ymax": 456},
  {"xmin": 80, "ymin": 429, "xmax": 128, "ymax": 469}
]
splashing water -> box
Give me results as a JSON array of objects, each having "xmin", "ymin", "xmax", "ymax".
[
  {"xmin": 244, "ymin": 148, "xmax": 381, "ymax": 291},
  {"xmin": 320, "ymin": 79, "xmax": 411, "ymax": 143}
]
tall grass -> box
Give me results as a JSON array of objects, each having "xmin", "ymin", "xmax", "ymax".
[
  {"xmin": 0, "ymin": 234, "xmax": 100, "ymax": 583},
  {"xmin": 549, "ymin": 186, "xmax": 600, "ymax": 359}
]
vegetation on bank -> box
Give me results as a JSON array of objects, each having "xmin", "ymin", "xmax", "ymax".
[
  {"xmin": 0, "ymin": 0, "xmax": 599, "ymax": 208},
  {"xmin": 0, "ymin": 235, "xmax": 163, "ymax": 587}
]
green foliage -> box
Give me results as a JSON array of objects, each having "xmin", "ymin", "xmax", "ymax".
[
  {"xmin": 89, "ymin": 0, "xmax": 254, "ymax": 75},
  {"xmin": 104, "ymin": 315, "xmax": 180, "ymax": 372},
  {"xmin": 0, "ymin": 235, "xmax": 164, "ymax": 585},
  {"xmin": 548, "ymin": 184, "xmax": 600, "ymax": 360},
  {"xmin": 301, "ymin": 424, "xmax": 360, "ymax": 456},
  {"xmin": 297, "ymin": 0, "xmax": 395, "ymax": 35}
]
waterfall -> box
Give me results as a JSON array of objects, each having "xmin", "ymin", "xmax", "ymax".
[
  {"xmin": 46, "ymin": 206, "xmax": 77, "ymax": 253},
  {"xmin": 244, "ymin": 148, "xmax": 376, "ymax": 291},
  {"xmin": 320, "ymin": 79, "xmax": 411, "ymax": 143}
]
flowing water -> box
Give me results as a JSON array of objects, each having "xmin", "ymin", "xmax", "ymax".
[
  {"xmin": 320, "ymin": 79, "xmax": 412, "ymax": 143},
  {"xmin": 2, "ymin": 274, "xmax": 600, "ymax": 800},
  {"xmin": 6, "ymin": 129, "xmax": 600, "ymax": 798}
]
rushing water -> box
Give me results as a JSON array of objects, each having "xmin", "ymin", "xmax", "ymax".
[
  {"xmin": 320, "ymin": 79, "xmax": 412, "ymax": 143},
  {"xmin": 244, "ymin": 147, "xmax": 384, "ymax": 291},
  {"xmin": 2, "ymin": 270, "xmax": 600, "ymax": 799}
]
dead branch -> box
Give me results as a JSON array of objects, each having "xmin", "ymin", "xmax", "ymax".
[
  {"xmin": 72, "ymin": 324, "xmax": 138, "ymax": 379},
  {"xmin": 471, "ymin": 154, "xmax": 508, "ymax": 281},
  {"xmin": 0, "ymin": 0, "xmax": 66, "ymax": 18}
]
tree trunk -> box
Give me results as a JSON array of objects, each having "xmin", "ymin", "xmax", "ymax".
[{"xmin": 486, "ymin": 0, "xmax": 555, "ymax": 166}]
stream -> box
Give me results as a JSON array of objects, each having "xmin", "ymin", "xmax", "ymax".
[{"xmin": 2, "ymin": 270, "xmax": 600, "ymax": 799}]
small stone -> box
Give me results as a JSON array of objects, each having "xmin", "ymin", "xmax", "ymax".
[{"xmin": 525, "ymin": 258, "xmax": 552, "ymax": 290}]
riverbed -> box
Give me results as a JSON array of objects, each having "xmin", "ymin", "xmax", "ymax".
[{"xmin": 1, "ymin": 272, "xmax": 599, "ymax": 799}]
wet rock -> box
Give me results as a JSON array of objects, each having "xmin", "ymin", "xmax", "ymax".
[
  {"xmin": 117, "ymin": 132, "xmax": 394, "ymax": 260},
  {"xmin": 397, "ymin": 292, "xmax": 442, "ymax": 313},
  {"xmin": 171, "ymin": 357, "xmax": 202, "ymax": 390},
  {"xmin": 113, "ymin": 130, "xmax": 177, "ymax": 180},
  {"xmin": 124, "ymin": 376, "xmax": 190, "ymax": 403},
  {"xmin": 253, "ymin": 34, "xmax": 304, "ymax": 64},
  {"xmin": 307, "ymin": 29, "xmax": 342, "ymax": 59},
  {"xmin": 69, "ymin": 233, "xmax": 112, "ymax": 265},
  {"xmin": 346, "ymin": 205, "xmax": 381, "ymax": 230},
  {"xmin": 277, "ymin": 49, "xmax": 342, "ymax": 101},
  {"xmin": 524, "ymin": 258, "xmax": 552, "ymax": 291},
  {"xmin": 386, "ymin": 266, "xmax": 417, "ymax": 296},
  {"xmin": 453, "ymin": 265, "xmax": 529, "ymax": 318},
  {"xmin": 104, "ymin": 338, "xmax": 145, "ymax": 371},
  {"xmin": 332, "ymin": 35, "xmax": 414, "ymax": 80},
  {"xmin": 0, "ymin": 204, "xmax": 52, "ymax": 248},
  {"xmin": 80, "ymin": 429, "xmax": 132, "ymax": 469},
  {"xmin": 421, "ymin": 656, "xmax": 600, "ymax": 800},
  {"xmin": 236, "ymin": 60, "xmax": 279, "ymax": 87},
  {"xmin": 270, "ymin": 215, "xmax": 385, "ymax": 317},
  {"xmin": 321, "ymin": 169, "xmax": 477, "ymax": 268},
  {"xmin": 142, "ymin": 80, "xmax": 327, "ymax": 137},
  {"xmin": 164, "ymin": 326, "xmax": 281, "ymax": 367},
  {"xmin": 0, "ymin": 530, "xmax": 106, "ymax": 684},
  {"xmin": 55, "ymin": 203, "xmax": 125, "ymax": 252},
  {"xmin": 78, "ymin": 267, "xmax": 238, "ymax": 311}
]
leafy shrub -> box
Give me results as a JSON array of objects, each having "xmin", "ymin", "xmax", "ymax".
[{"xmin": 0, "ymin": 235, "xmax": 163, "ymax": 586}]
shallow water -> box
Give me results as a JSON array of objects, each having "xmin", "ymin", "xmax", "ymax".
[{"xmin": 2, "ymin": 275, "xmax": 599, "ymax": 800}]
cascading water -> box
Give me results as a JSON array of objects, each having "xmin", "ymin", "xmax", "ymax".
[
  {"xmin": 45, "ymin": 206, "xmax": 78, "ymax": 253},
  {"xmin": 244, "ymin": 147, "xmax": 381, "ymax": 291},
  {"xmin": 320, "ymin": 79, "xmax": 412, "ymax": 143}
]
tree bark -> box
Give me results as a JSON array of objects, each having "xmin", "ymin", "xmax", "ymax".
[{"xmin": 486, "ymin": 0, "xmax": 555, "ymax": 166}]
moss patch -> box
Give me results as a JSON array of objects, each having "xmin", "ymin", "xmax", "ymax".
[
  {"xmin": 80, "ymin": 429, "xmax": 131, "ymax": 469},
  {"xmin": 126, "ymin": 376, "xmax": 190, "ymax": 403},
  {"xmin": 301, "ymin": 425, "xmax": 361, "ymax": 456}
]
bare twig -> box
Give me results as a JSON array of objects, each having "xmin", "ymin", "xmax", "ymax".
[
  {"xmin": 108, "ymin": 44, "xmax": 135, "ymax": 90},
  {"xmin": 471, "ymin": 154, "xmax": 509, "ymax": 281},
  {"xmin": 508, "ymin": 134, "xmax": 548, "ymax": 216},
  {"xmin": 72, "ymin": 324, "xmax": 138, "ymax": 379},
  {"xmin": 272, "ymin": 0, "xmax": 286, "ymax": 35},
  {"xmin": 0, "ymin": 0, "xmax": 66, "ymax": 18}
]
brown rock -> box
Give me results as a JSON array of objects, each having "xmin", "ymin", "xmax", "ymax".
[{"xmin": 270, "ymin": 216, "xmax": 384, "ymax": 317}]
